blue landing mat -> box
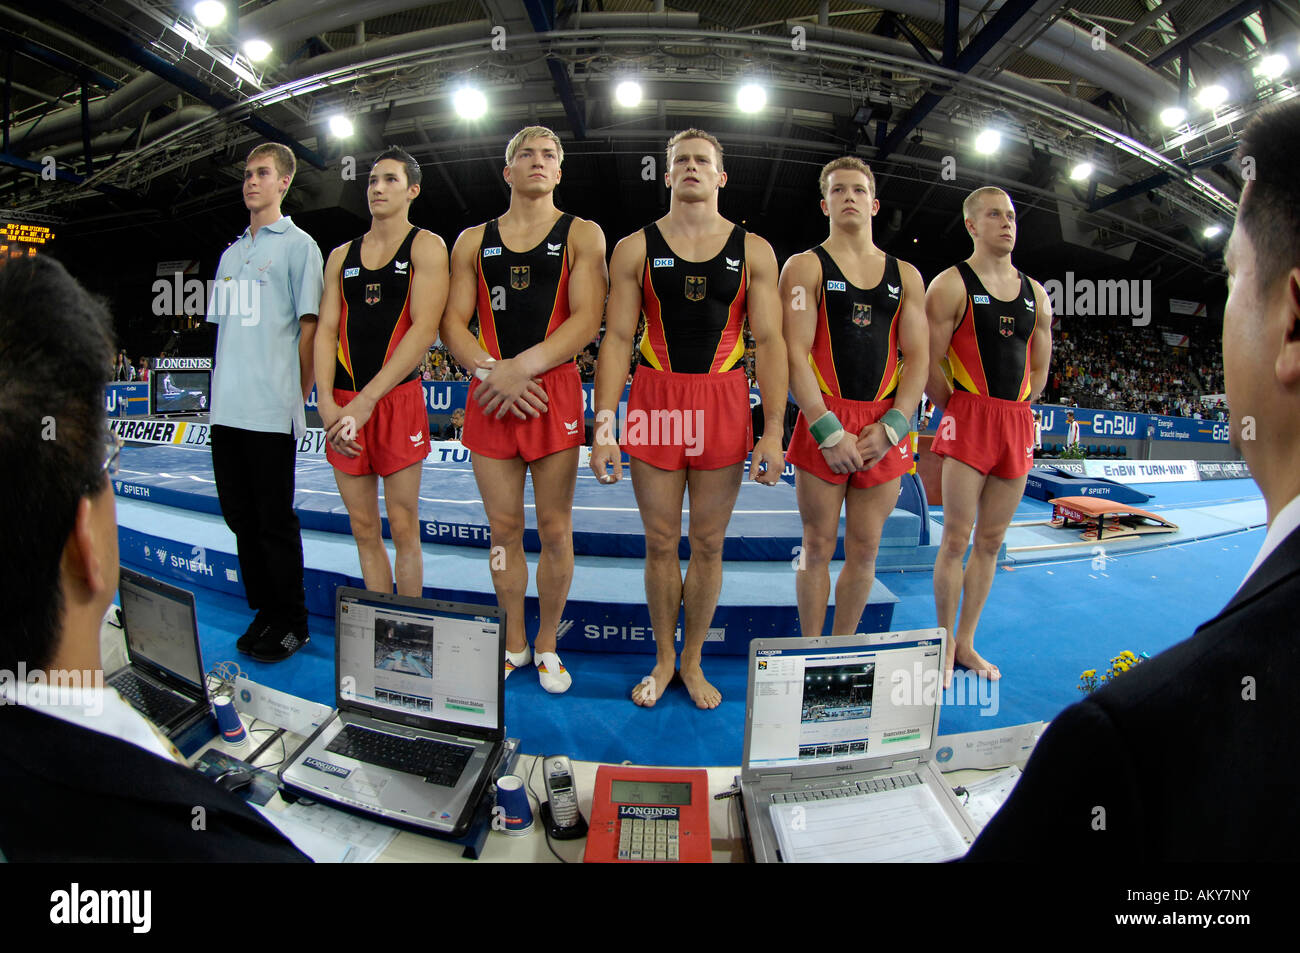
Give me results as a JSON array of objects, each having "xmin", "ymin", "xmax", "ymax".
[
  {"xmin": 158, "ymin": 524, "xmax": 1263, "ymax": 766},
  {"xmin": 115, "ymin": 444, "xmax": 922, "ymax": 561}
]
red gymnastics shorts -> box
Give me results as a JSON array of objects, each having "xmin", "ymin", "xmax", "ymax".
[
  {"xmin": 786, "ymin": 394, "xmax": 912, "ymax": 489},
  {"xmin": 929, "ymin": 390, "xmax": 1035, "ymax": 479},
  {"xmin": 622, "ymin": 365, "xmax": 753, "ymax": 471},
  {"xmin": 327, "ymin": 378, "xmax": 430, "ymax": 477},
  {"xmin": 462, "ymin": 362, "xmax": 584, "ymax": 463}
]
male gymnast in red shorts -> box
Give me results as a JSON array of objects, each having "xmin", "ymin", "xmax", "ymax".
[
  {"xmin": 781, "ymin": 157, "xmax": 928, "ymax": 637},
  {"xmin": 591, "ymin": 129, "xmax": 787, "ymax": 709},
  {"xmin": 926, "ymin": 186, "xmax": 1052, "ymax": 685},
  {"xmin": 316, "ymin": 147, "xmax": 448, "ymax": 597},
  {"xmin": 442, "ymin": 127, "xmax": 608, "ymax": 693}
]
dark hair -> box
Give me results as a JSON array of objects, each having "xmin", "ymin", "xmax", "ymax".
[
  {"xmin": 1236, "ymin": 98, "xmax": 1300, "ymax": 292},
  {"xmin": 0, "ymin": 256, "xmax": 115, "ymax": 672},
  {"xmin": 371, "ymin": 146, "xmax": 422, "ymax": 187}
]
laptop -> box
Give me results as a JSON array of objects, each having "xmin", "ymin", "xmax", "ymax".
[
  {"xmin": 111, "ymin": 567, "xmax": 211, "ymax": 738},
  {"xmin": 739, "ymin": 629, "xmax": 978, "ymax": 863},
  {"xmin": 280, "ymin": 587, "xmax": 505, "ymax": 838}
]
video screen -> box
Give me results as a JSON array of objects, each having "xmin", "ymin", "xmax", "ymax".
[{"xmin": 151, "ymin": 370, "xmax": 210, "ymax": 415}]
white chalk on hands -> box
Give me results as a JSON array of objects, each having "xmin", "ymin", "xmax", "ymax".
[
  {"xmin": 475, "ymin": 358, "xmax": 496, "ymax": 381},
  {"xmin": 600, "ymin": 474, "xmax": 615, "ymax": 484}
]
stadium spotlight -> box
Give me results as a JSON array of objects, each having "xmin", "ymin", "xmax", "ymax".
[
  {"xmin": 737, "ymin": 84, "xmax": 767, "ymax": 114},
  {"xmin": 243, "ymin": 39, "xmax": 272, "ymax": 62},
  {"xmin": 1195, "ymin": 84, "xmax": 1229, "ymax": 109},
  {"xmin": 974, "ymin": 128, "xmax": 1001, "ymax": 154},
  {"xmin": 1256, "ymin": 53, "xmax": 1288, "ymax": 80},
  {"xmin": 1203, "ymin": 224, "xmax": 1224, "ymax": 239},
  {"xmin": 1069, "ymin": 162, "xmax": 1094, "ymax": 182},
  {"xmin": 193, "ymin": 1, "xmax": 227, "ymax": 28},
  {"xmin": 615, "ymin": 80, "xmax": 642, "ymax": 108},
  {"xmin": 328, "ymin": 114, "xmax": 354, "ymax": 138},
  {"xmin": 1159, "ymin": 105, "xmax": 1187, "ymax": 127},
  {"xmin": 454, "ymin": 85, "xmax": 488, "ymax": 120}
]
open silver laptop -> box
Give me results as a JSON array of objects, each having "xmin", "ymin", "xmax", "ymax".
[
  {"xmin": 280, "ymin": 588, "xmax": 505, "ymax": 838},
  {"xmin": 111, "ymin": 567, "xmax": 211, "ymax": 738},
  {"xmin": 740, "ymin": 629, "xmax": 977, "ymax": 862}
]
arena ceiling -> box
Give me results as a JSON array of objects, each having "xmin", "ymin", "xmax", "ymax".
[{"xmin": 1, "ymin": 1, "xmax": 1296, "ymax": 291}]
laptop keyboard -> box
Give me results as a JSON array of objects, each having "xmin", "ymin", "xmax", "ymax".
[
  {"xmin": 326, "ymin": 725, "xmax": 473, "ymax": 787},
  {"xmin": 770, "ymin": 771, "xmax": 923, "ymax": 804},
  {"xmin": 112, "ymin": 672, "xmax": 192, "ymax": 725}
]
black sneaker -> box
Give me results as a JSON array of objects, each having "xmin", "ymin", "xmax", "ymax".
[
  {"xmin": 251, "ymin": 618, "xmax": 310, "ymax": 662},
  {"xmin": 236, "ymin": 609, "xmax": 271, "ymax": 655}
]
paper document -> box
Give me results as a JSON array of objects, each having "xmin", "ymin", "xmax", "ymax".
[
  {"xmin": 769, "ymin": 785, "xmax": 967, "ymax": 863},
  {"xmin": 955, "ymin": 765, "xmax": 1022, "ymax": 833},
  {"xmin": 255, "ymin": 801, "xmax": 399, "ymax": 863}
]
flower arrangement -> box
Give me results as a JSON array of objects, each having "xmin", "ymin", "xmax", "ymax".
[{"xmin": 1078, "ymin": 651, "xmax": 1150, "ymax": 694}]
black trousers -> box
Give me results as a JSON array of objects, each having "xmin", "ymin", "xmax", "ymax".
[{"xmin": 210, "ymin": 425, "xmax": 307, "ymax": 624}]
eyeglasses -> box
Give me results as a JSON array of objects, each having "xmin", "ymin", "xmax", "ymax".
[{"xmin": 101, "ymin": 427, "xmax": 124, "ymax": 480}]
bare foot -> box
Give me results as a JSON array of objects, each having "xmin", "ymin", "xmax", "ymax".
[
  {"xmin": 944, "ymin": 633, "xmax": 956, "ymax": 689},
  {"xmin": 632, "ymin": 659, "xmax": 677, "ymax": 707},
  {"xmin": 679, "ymin": 662, "xmax": 722, "ymax": 710},
  {"xmin": 954, "ymin": 644, "xmax": 1001, "ymax": 681}
]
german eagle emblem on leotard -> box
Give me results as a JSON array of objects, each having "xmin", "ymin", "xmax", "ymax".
[
  {"xmin": 852, "ymin": 303, "xmax": 872, "ymax": 327},
  {"xmin": 685, "ymin": 276, "xmax": 706, "ymax": 301}
]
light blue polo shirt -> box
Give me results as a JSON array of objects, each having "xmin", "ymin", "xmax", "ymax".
[{"xmin": 207, "ymin": 215, "xmax": 323, "ymax": 437}]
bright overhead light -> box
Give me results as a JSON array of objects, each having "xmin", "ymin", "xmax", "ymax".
[
  {"xmin": 1159, "ymin": 106, "xmax": 1187, "ymax": 127},
  {"xmin": 1070, "ymin": 162, "xmax": 1094, "ymax": 181},
  {"xmin": 193, "ymin": 1, "xmax": 227, "ymax": 28},
  {"xmin": 615, "ymin": 80, "xmax": 642, "ymax": 108},
  {"xmin": 328, "ymin": 114, "xmax": 353, "ymax": 138},
  {"xmin": 737, "ymin": 84, "xmax": 766, "ymax": 114},
  {"xmin": 243, "ymin": 39, "xmax": 272, "ymax": 62},
  {"xmin": 1195, "ymin": 84, "xmax": 1229, "ymax": 109},
  {"xmin": 1203, "ymin": 224, "xmax": 1223, "ymax": 239},
  {"xmin": 974, "ymin": 128, "xmax": 1001, "ymax": 154},
  {"xmin": 453, "ymin": 86, "xmax": 487, "ymax": 120},
  {"xmin": 1256, "ymin": 53, "xmax": 1288, "ymax": 80}
]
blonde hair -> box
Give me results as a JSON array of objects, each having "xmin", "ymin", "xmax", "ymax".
[
  {"xmin": 246, "ymin": 142, "xmax": 295, "ymax": 188},
  {"xmin": 666, "ymin": 128, "xmax": 725, "ymax": 173},
  {"xmin": 819, "ymin": 157, "xmax": 876, "ymax": 199},
  {"xmin": 505, "ymin": 126, "xmax": 564, "ymax": 165},
  {"xmin": 962, "ymin": 186, "xmax": 1010, "ymax": 223}
]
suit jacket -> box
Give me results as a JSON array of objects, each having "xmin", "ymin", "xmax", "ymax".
[
  {"xmin": 965, "ymin": 525, "xmax": 1300, "ymax": 861},
  {"xmin": 0, "ymin": 705, "xmax": 309, "ymax": 862}
]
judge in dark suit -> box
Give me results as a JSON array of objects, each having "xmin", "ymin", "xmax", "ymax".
[
  {"xmin": 966, "ymin": 98, "xmax": 1300, "ymax": 861},
  {"xmin": 439, "ymin": 406, "xmax": 466, "ymax": 442},
  {"xmin": 0, "ymin": 256, "xmax": 308, "ymax": 862}
]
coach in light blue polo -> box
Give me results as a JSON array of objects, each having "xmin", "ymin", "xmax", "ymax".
[{"xmin": 207, "ymin": 142, "xmax": 324, "ymax": 664}]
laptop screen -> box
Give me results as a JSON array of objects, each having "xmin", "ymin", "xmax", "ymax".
[
  {"xmin": 337, "ymin": 592, "xmax": 500, "ymax": 732},
  {"xmin": 747, "ymin": 634, "xmax": 943, "ymax": 769},
  {"xmin": 117, "ymin": 569, "xmax": 204, "ymax": 691}
]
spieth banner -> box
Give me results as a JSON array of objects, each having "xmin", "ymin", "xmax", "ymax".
[{"xmin": 1083, "ymin": 459, "xmax": 1199, "ymax": 483}]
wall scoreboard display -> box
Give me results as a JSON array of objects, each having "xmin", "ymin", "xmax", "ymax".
[{"xmin": 2, "ymin": 223, "xmax": 55, "ymax": 259}]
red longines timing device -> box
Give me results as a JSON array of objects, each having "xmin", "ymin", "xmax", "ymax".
[{"xmin": 583, "ymin": 766, "xmax": 712, "ymax": 863}]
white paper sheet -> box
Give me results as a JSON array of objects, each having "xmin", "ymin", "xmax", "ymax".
[{"xmin": 769, "ymin": 784, "xmax": 968, "ymax": 863}]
